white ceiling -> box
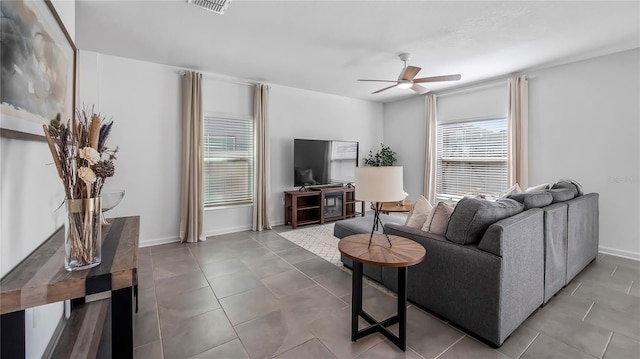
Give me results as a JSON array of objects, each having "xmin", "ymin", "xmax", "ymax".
[{"xmin": 75, "ymin": 0, "xmax": 640, "ymax": 103}]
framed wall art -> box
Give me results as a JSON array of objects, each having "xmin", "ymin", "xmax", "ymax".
[{"xmin": 0, "ymin": 0, "xmax": 77, "ymax": 141}]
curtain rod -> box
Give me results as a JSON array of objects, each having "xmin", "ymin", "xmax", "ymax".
[
  {"xmin": 179, "ymin": 70, "xmax": 257, "ymax": 87},
  {"xmin": 435, "ymin": 78, "xmax": 508, "ymax": 98},
  {"xmin": 435, "ymin": 74, "xmax": 533, "ymax": 98}
]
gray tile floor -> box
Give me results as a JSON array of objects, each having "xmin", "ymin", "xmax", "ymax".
[{"xmin": 133, "ymin": 228, "xmax": 640, "ymax": 359}]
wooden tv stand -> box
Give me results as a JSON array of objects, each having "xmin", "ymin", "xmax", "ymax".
[{"xmin": 284, "ymin": 187, "xmax": 364, "ymax": 229}]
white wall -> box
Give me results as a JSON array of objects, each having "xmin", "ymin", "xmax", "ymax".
[
  {"xmin": 0, "ymin": 1, "xmax": 75, "ymax": 357},
  {"xmin": 79, "ymin": 53, "xmax": 384, "ymax": 241},
  {"xmin": 382, "ymin": 96, "xmax": 425, "ymax": 200},
  {"xmin": 0, "ymin": 138, "xmax": 65, "ymax": 358},
  {"xmin": 528, "ymin": 48, "xmax": 639, "ymax": 259},
  {"xmin": 437, "ymin": 82, "xmax": 508, "ymax": 123},
  {"xmin": 382, "ymin": 49, "xmax": 640, "ymax": 259},
  {"xmin": 269, "ymin": 85, "xmax": 384, "ymax": 225},
  {"xmin": 79, "ymin": 52, "xmax": 184, "ymax": 246}
]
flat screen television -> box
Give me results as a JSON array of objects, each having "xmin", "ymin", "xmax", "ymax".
[{"xmin": 294, "ymin": 139, "xmax": 359, "ymax": 187}]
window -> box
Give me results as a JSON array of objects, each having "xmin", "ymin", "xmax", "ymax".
[
  {"xmin": 203, "ymin": 116, "xmax": 253, "ymax": 207},
  {"xmin": 436, "ymin": 118, "xmax": 507, "ymax": 201}
]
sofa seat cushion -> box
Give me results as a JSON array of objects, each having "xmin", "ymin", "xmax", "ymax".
[
  {"xmin": 508, "ymin": 190, "xmax": 553, "ymax": 210},
  {"xmin": 446, "ymin": 197, "xmax": 524, "ymax": 245},
  {"xmin": 550, "ymin": 188, "xmax": 576, "ymax": 203}
]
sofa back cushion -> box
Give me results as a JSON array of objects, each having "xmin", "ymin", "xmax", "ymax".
[
  {"xmin": 550, "ymin": 188, "xmax": 576, "ymax": 203},
  {"xmin": 551, "ymin": 179, "xmax": 583, "ymax": 197},
  {"xmin": 446, "ymin": 197, "xmax": 524, "ymax": 245},
  {"xmin": 508, "ymin": 190, "xmax": 553, "ymax": 210}
]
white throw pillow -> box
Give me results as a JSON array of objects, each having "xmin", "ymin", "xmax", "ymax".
[
  {"xmin": 405, "ymin": 196, "xmax": 433, "ymax": 229},
  {"xmin": 499, "ymin": 183, "xmax": 522, "ymax": 198},
  {"xmin": 424, "ymin": 201, "xmax": 456, "ymax": 236}
]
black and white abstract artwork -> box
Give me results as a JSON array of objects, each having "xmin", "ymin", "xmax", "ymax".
[{"xmin": 0, "ymin": 0, "xmax": 75, "ymax": 137}]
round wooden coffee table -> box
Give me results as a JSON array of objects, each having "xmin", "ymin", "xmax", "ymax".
[{"xmin": 338, "ymin": 234, "xmax": 426, "ymax": 351}]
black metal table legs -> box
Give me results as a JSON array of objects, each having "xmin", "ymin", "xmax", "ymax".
[
  {"xmin": 350, "ymin": 262, "xmax": 408, "ymax": 351},
  {"xmin": 112, "ymin": 286, "xmax": 134, "ymax": 359},
  {"xmin": 0, "ymin": 310, "xmax": 25, "ymax": 358},
  {"xmin": 0, "ymin": 288, "xmax": 134, "ymax": 359}
]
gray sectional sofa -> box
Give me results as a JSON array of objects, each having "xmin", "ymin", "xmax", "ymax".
[{"xmin": 334, "ymin": 186, "xmax": 599, "ymax": 347}]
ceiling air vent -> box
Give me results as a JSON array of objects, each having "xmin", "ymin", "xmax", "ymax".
[{"xmin": 188, "ymin": 0, "xmax": 232, "ymax": 15}]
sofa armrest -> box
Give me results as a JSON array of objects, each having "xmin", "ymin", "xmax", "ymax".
[
  {"xmin": 566, "ymin": 193, "xmax": 599, "ymax": 281},
  {"xmin": 478, "ymin": 209, "xmax": 543, "ymax": 256},
  {"xmin": 479, "ymin": 208, "xmax": 544, "ymax": 344}
]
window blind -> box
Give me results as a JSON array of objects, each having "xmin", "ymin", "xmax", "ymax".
[
  {"xmin": 436, "ymin": 118, "xmax": 507, "ymax": 201},
  {"xmin": 203, "ymin": 116, "xmax": 253, "ymax": 207}
]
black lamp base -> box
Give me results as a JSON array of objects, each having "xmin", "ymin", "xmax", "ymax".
[{"xmin": 368, "ymin": 202, "xmax": 392, "ymax": 249}]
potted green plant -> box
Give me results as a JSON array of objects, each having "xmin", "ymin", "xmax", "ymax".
[{"xmin": 363, "ymin": 143, "xmax": 397, "ymax": 166}]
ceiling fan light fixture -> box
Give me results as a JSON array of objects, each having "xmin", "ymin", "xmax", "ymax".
[
  {"xmin": 397, "ymin": 80, "xmax": 412, "ymax": 89},
  {"xmin": 188, "ymin": 0, "xmax": 232, "ymax": 14},
  {"xmin": 360, "ymin": 53, "xmax": 461, "ymax": 95}
]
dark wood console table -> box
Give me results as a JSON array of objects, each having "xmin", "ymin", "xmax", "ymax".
[{"xmin": 0, "ymin": 216, "xmax": 140, "ymax": 358}]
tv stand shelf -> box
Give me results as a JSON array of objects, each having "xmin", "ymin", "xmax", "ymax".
[{"xmin": 284, "ymin": 187, "xmax": 364, "ymax": 229}]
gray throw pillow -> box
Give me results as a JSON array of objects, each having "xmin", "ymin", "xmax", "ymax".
[
  {"xmin": 508, "ymin": 190, "xmax": 553, "ymax": 210},
  {"xmin": 551, "ymin": 179, "xmax": 583, "ymax": 197},
  {"xmin": 446, "ymin": 197, "xmax": 525, "ymax": 245},
  {"xmin": 549, "ymin": 188, "xmax": 576, "ymax": 203}
]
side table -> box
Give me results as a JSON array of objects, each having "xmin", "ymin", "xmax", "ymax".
[
  {"xmin": 371, "ymin": 200, "xmax": 416, "ymax": 214},
  {"xmin": 0, "ymin": 216, "xmax": 139, "ymax": 358},
  {"xmin": 338, "ymin": 234, "xmax": 426, "ymax": 351}
]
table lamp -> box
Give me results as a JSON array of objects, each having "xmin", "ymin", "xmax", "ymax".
[{"xmin": 355, "ymin": 166, "xmax": 405, "ymax": 248}]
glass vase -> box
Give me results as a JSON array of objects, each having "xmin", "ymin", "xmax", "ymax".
[{"xmin": 64, "ymin": 197, "xmax": 102, "ymax": 271}]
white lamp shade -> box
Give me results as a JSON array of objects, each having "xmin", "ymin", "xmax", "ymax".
[{"xmin": 355, "ymin": 166, "xmax": 404, "ymax": 202}]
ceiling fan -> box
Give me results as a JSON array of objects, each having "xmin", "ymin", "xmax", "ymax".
[{"xmin": 358, "ymin": 53, "xmax": 461, "ymax": 94}]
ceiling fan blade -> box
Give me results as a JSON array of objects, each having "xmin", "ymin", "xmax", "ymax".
[
  {"xmin": 372, "ymin": 84, "xmax": 398, "ymax": 94},
  {"xmin": 357, "ymin": 79, "xmax": 398, "ymax": 83},
  {"xmin": 413, "ymin": 74, "xmax": 462, "ymax": 83},
  {"xmin": 411, "ymin": 84, "xmax": 429, "ymax": 94},
  {"xmin": 400, "ymin": 66, "xmax": 422, "ymax": 81}
]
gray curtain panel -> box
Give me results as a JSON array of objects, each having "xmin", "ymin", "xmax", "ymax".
[
  {"xmin": 179, "ymin": 71, "xmax": 204, "ymax": 243},
  {"xmin": 253, "ymin": 84, "xmax": 271, "ymax": 231},
  {"xmin": 423, "ymin": 94, "xmax": 437, "ymax": 202},
  {"xmin": 507, "ymin": 76, "xmax": 529, "ymax": 188}
]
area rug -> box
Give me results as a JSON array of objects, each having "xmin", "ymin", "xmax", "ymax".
[
  {"xmin": 280, "ymin": 213, "xmax": 409, "ymax": 266},
  {"xmin": 279, "ymin": 223, "xmax": 342, "ymax": 266}
]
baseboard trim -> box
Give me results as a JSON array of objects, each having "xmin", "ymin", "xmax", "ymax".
[
  {"xmin": 140, "ymin": 226, "xmax": 257, "ymax": 247},
  {"xmin": 203, "ymin": 225, "xmax": 253, "ymax": 238},
  {"xmin": 139, "ymin": 236, "xmax": 180, "ymax": 248},
  {"xmin": 599, "ymin": 246, "xmax": 640, "ymax": 261}
]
